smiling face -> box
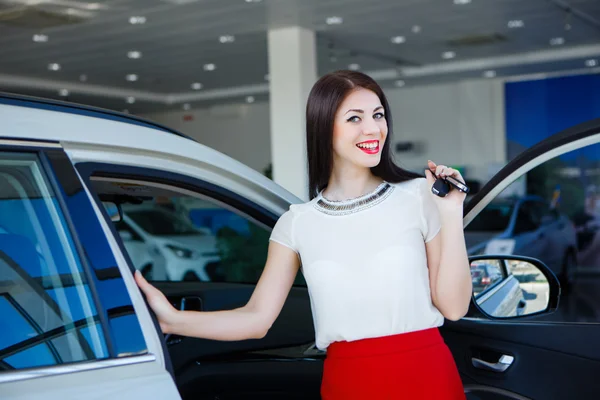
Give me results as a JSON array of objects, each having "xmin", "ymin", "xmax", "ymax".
[{"xmin": 332, "ymin": 87, "xmax": 388, "ymax": 171}]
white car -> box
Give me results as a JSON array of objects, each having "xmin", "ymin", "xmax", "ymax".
[
  {"xmin": 117, "ymin": 205, "xmax": 221, "ymax": 282},
  {"xmin": 0, "ymin": 93, "xmax": 597, "ymax": 400}
]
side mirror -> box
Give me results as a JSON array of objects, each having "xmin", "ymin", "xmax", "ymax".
[
  {"xmin": 102, "ymin": 202, "xmax": 123, "ymax": 222},
  {"xmin": 470, "ymin": 255, "xmax": 560, "ymax": 319}
]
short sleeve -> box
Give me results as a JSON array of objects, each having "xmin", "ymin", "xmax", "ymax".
[
  {"xmin": 269, "ymin": 209, "xmax": 298, "ymax": 253},
  {"xmin": 418, "ymin": 178, "xmax": 442, "ymax": 243}
]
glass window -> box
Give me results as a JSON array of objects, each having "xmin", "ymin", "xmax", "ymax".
[
  {"xmin": 0, "ymin": 152, "xmax": 108, "ymax": 371},
  {"xmin": 90, "ymin": 178, "xmax": 305, "ymax": 286},
  {"xmin": 471, "ymin": 260, "xmax": 506, "ymax": 297},
  {"xmin": 47, "ymin": 151, "xmax": 148, "ymax": 358},
  {"xmin": 467, "ymin": 142, "xmax": 600, "ymax": 323}
]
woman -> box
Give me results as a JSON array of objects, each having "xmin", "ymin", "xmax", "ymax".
[{"xmin": 136, "ymin": 70, "xmax": 472, "ymax": 399}]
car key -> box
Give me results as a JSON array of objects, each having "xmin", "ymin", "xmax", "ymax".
[{"xmin": 431, "ymin": 176, "xmax": 470, "ymax": 197}]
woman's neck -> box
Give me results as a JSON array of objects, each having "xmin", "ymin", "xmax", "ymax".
[{"xmin": 322, "ymin": 169, "xmax": 383, "ymax": 201}]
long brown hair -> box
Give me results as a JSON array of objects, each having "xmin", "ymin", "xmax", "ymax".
[{"xmin": 306, "ymin": 70, "xmax": 422, "ymax": 199}]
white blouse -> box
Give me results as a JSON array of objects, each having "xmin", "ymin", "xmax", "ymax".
[{"xmin": 269, "ymin": 178, "xmax": 444, "ymax": 350}]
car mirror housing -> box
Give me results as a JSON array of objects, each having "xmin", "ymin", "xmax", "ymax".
[
  {"xmin": 469, "ymin": 255, "xmax": 560, "ymax": 320},
  {"xmin": 102, "ymin": 201, "xmax": 123, "ymax": 222}
]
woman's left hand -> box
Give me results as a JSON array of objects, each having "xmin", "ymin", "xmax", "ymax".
[{"xmin": 425, "ymin": 160, "xmax": 467, "ymax": 210}]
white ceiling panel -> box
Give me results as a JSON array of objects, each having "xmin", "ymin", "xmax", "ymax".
[{"xmin": 0, "ymin": 0, "xmax": 598, "ymax": 114}]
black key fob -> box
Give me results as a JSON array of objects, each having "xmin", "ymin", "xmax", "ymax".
[
  {"xmin": 445, "ymin": 175, "xmax": 470, "ymax": 194},
  {"xmin": 432, "ymin": 178, "xmax": 451, "ymax": 197}
]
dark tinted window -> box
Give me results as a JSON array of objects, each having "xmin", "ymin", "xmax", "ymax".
[
  {"xmin": 466, "ymin": 203, "xmax": 513, "ymax": 232},
  {"xmin": 514, "ymin": 202, "xmax": 538, "ymax": 234}
]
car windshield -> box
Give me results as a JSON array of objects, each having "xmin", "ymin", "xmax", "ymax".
[
  {"xmin": 466, "ymin": 202, "xmax": 514, "ymax": 232},
  {"xmin": 127, "ymin": 209, "xmax": 200, "ymax": 236}
]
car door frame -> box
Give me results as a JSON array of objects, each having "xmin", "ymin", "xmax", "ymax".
[
  {"xmin": 0, "ymin": 138, "xmax": 180, "ymax": 400},
  {"xmin": 445, "ymin": 117, "xmax": 600, "ymax": 399}
]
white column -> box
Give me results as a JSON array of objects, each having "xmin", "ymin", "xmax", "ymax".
[{"xmin": 267, "ymin": 26, "xmax": 317, "ymax": 201}]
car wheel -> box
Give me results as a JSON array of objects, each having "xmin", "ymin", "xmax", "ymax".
[
  {"xmin": 560, "ymin": 250, "xmax": 577, "ymax": 288},
  {"xmin": 183, "ymin": 271, "xmax": 200, "ymax": 281}
]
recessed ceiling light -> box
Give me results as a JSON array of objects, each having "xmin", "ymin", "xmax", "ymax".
[
  {"xmin": 245, "ymin": 0, "xmax": 262, "ymax": 2},
  {"xmin": 412, "ymin": 25, "xmax": 421, "ymax": 33},
  {"xmin": 129, "ymin": 16, "xmax": 146, "ymax": 24},
  {"xmin": 483, "ymin": 70, "xmax": 496, "ymax": 78},
  {"xmin": 203, "ymin": 63, "xmax": 216, "ymax": 71},
  {"xmin": 33, "ymin": 34, "xmax": 48, "ymax": 43},
  {"xmin": 508, "ymin": 20, "xmax": 524, "ymax": 28},
  {"xmin": 454, "ymin": 0, "xmax": 471, "ymax": 4},
  {"xmin": 127, "ymin": 50, "xmax": 142, "ymax": 59},
  {"xmin": 191, "ymin": 82, "xmax": 203, "ymax": 90},
  {"xmin": 395, "ymin": 80, "xmax": 405, "ymax": 87},
  {"xmin": 48, "ymin": 63, "xmax": 61, "ymax": 71},
  {"xmin": 126, "ymin": 96, "xmax": 136, "ymax": 104},
  {"xmin": 550, "ymin": 37, "xmax": 565, "ymax": 46},
  {"xmin": 126, "ymin": 74, "xmax": 138, "ymax": 82},
  {"xmin": 246, "ymin": 96, "xmax": 255, "ymax": 103},
  {"xmin": 79, "ymin": 74, "xmax": 87, "ymax": 82},
  {"xmin": 442, "ymin": 51, "xmax": 456, "ymax": 59},
  {"xmin": 58, "ymin": 89, "xmax": 69, "ymax": 97},
  {"xmin": 183, "ymin": 103, "xmax": 191, "ymax": 111},
  {"xmin": 586, "ymin": 59, "xmax": 598, "ymax": 67},
  {"xmin": 219, "ymin": 35, "xmax": 235, "ymax": 43},
  {"xmin": 391, "ymin": 36, "xmax": 406, "ymax": 44},
  {"xmin": 326, "ymin": 16, "xmax": 343, "ymax": 25},
  {"xmin": 348, "ymin": 63, "xmax": 360, "ymax": 70}
]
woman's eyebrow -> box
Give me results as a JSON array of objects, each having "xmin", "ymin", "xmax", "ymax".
[{"xmin": 344, "ymin": 106, "xmax": 384, "ymax": 115}]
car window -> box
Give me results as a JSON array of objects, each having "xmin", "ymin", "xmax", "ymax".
[
  {"xmin": 126, "ymin": 208, "xmax": 200, "ymax": 236},
  {"xmin": 0, "ymin": 152, "xmax": 109, "ymax": 370},
  {"xmin": 465, "ymin": 203, "xmax": 513, "ymax": 232},
  {"xmin": 470, "ymin": 260, "xmax": 506, "ymax": 297},
  {"xmin": 514, "ymin": 202, "xmax": 539, "ymax": 234},
  {"xmin": 467, "ymin": 142, "xmax": 600, "ymax": 323},
  {"xmin": 89, "ymin": 178, "xmax": 306, "ymax": 286},
  {"xmin": 115, "ymin": 220, "xmax": 143, "ymax": 242},
  {"xmin": 46, "ymin": 151, "xmax": 148, "ymax": 358}
]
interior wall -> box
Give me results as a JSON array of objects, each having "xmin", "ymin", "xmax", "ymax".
[
  {"xmin": 387, "ymin": 79, "xmax": 506, "ymax": 183},
  {"xmin": 143, "ymin": 79, "xmax": 506, "ymax": 185},
  {"xmin": 144, "ymin": 102, "xmax": 272, "ymax": 176}
]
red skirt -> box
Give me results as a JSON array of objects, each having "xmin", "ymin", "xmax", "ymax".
[{"xmin": 321, "ymin": 328, "xmax": 465, "ymax": 400}]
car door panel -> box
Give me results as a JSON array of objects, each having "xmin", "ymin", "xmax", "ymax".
[
  {"xmin": 156, "ymin": 282, "xmax": 322, "ymax": 399},
  {"xmin": 442, "ymin": 321, "xmax": 600, "ymax": 399},
  {"xmin": 155, "ymin": 283, "xmax": 318, "ymax": 359},
  {"xmin": 451, "ymin": 119, "xmax": 600, "ymax": 399},
  {"xmin": 76, "ymin": 160, "xmax": 323, "ymax": 399},
  {"xmin": 0, "ymin": 141, "xmax": 180, "ymax": 399},
  {"xmin": 3, "ymin": 357, "xmax": 177, "ymax": 400}
]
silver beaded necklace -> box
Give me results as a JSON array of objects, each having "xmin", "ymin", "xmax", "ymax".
[{"xmin": 314, "ymin": 181, "xmax": 394, "ymax": 216}]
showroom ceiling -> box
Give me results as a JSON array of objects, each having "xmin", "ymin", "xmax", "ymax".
[{"xmin": 0, "ymin": 0, "xmax": 599, "ymax": 114}]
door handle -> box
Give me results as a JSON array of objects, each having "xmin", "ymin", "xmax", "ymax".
[
  {"xmin": 180, "ymin": 296, "xmax": 203, "ymax": 311},
  {"xmin": 472, "ymin": 354, "xmax": 514, "ymax": 373}
]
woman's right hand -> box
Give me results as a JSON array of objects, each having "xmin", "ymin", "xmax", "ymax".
[{"xmin": 134, "ymin": 270, "xmax": 180, "ymax": 334}]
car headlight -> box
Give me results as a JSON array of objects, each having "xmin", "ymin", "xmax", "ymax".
[{"xmin": 166, "ymin": 245, "xmax": 197, "ymax": 259}]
